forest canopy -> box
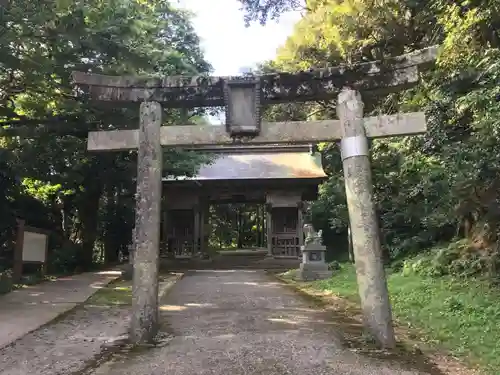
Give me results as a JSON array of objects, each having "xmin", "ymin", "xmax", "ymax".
[
  {"xmin": 241, "ymin": 0, "xmax": 500, "ymax": 277},
  {"xmin": 0, "ymin": 0, "xmax": 212, "ymax": 271},
  {"xmin": 2, "ymin": 0, "xmax": 500, "ymax": 281}
]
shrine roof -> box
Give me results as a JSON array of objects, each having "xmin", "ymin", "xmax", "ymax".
[{"xmin": 164, "ymin": 151, "xmax": 327, "ymax": 181}]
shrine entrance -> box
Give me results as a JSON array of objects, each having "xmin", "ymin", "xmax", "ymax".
[
  {"xmin": 271, "ymin": 206, "xmax": 300, "ymax": 257},
  {"xmin": 164, "ymin": 209, "xmax": 194, "ymax": 258},
  {"xmin": 161, "ymin": 144, "xmax": 326, "ymax": 259},
  {"xmin": 73, "ymin": 46, "xmax": 437, "ymax": 346},
  {"xmin": 208, "ymin": 203, "xmax": 266, "ymax": 250}
]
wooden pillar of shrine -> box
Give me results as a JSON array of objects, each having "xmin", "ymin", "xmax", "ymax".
[
  {"xmin": 202, "ymin": 203, "xmax": 207, "ymax": 254},
  {"xmin": 266, "ymin": 191, "xmax": 302, "ymax": 258},
  {"xmin": 297, "ymin": 202, "xmax": 304, "ymax": 251},
  {"xmin": 163, "ymin": 192, "xmax": 198, "ymax": 258},
  {"xmin": 162, "ymin": 210, "xmax": 169, "ymax": 256},
  {"xmin": 193, "ymin": 204, "xmax": 201, "ymax": 254},
  {"xmin": 266, "ymin": 204, "xmax": 273, "ymax": 256},
  {"xmin": 256, "ymin": 205, "xmax": 262, "ymax": 247},
  {"xmin": 192, "ymin": 197, "xmax": 209, "ymax": 256}
]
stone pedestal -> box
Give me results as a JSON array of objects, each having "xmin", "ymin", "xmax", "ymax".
[{"xmin": 298, "ymin": 225, "xmax": 332, "ymax": 281}]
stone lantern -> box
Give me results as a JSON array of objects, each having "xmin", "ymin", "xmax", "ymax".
[{"xmin": 298, "ymin": 224, "xmax": 332, "ymax": 281}]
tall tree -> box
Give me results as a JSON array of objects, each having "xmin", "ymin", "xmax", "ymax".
[
  {"xmin": 0, "ymin": 0, "xmax": 212, "ymax": 270},
  {"xmin": 238, "ymin": 0, "xmax": 304, "ymax": 24},
  {"xmin": 259, "ymin": 0, "xmax": 500, "ymax": 276}
]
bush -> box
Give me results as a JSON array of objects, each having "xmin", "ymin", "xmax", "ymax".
[
  {"xmin": 48, "ymin": 241, "xmax": 82, "ymax": 274},
  {"xmin": 402, "ymin": 256, "xmax": 438, "ymax": 277},
  {"xmin": 328, "ymin": 260, "xmax": 342, "ymax": 271},
  {"xmin": 0, "ymin": 269, "xmax": 13, "ymax": 294},
  {"xmin": 399, "ymin": 239, "xmax": 500, "ymax": 279}
]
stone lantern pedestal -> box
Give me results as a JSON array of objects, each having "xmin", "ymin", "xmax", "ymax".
[{"xmin": 298, "ymin": 225, "xmax": 332, "ymax": 281}]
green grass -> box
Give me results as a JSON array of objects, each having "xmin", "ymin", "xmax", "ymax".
[
  {"xmin": 305, "ymin": 264, "xmax": 500, "ymax": 374},
  {"xmin": 86, "ymin": 273, "xmax": 180, "ymax": 306},
  {"xmin": 87, "ymin": 280, "xmax": 132, "ymax": 306}
]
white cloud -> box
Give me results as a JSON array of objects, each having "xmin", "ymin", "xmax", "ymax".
[{"xmin": 176, "ymin": 0, "xmax": 300, "ymax": 75}]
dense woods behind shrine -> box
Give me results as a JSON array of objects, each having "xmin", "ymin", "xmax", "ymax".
[{"xmin": 2, "ymin": 0, "xmax": 500, "ymax": 370}]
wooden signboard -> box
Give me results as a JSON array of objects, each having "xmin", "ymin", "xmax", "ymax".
[{"xmin": 13, "ymin": 219, "xmax": 50, "ymax": 282}]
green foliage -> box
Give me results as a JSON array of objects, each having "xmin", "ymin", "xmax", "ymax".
[
  {"xmin": 245, "ymin": 1, "xmax": 500, "ymax": 369},
  {"xmin": 237, "ymin": 0, "xmax": 303, "ymax": 25},
  {"xmin": 312, "ymin": 263, "xmax": 359, "ymax": 300},
  {"xmin": 402, "ymin": 240, "xmax": 500, "ymax": 279},
  {"xmin": 209, "ymin": 204, "xmax": 265, "ymax": 249},
  {"xmin": 327, "ymin": 260, "xmax": 341, "ymax": 271},
  {"xmin": 0, "ymin": 0, "xmax": 211, "ymax": 272},
  {"xmin": 308, "ymin": 263, "xmax": 500, "ymax": 373},
  {"xmin": 0, "ymin": 270, "xmax": 13, "ymax": 295},
  {"xmin": 87, "ymin": 280, "xmax": 133, "ymax": 306},
  {"xmin": 47, "ymin": 242, "xmax": 82, "ymax": 274},
  {"xmin": 0, "ymin": 149, "xmax": 18, "ymax": 257},
  {"xmin": 259, "ymin": 0, "xmax": 500, "ymax": 277}
]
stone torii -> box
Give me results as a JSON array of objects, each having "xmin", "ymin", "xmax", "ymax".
[{"xmin": 72, "ymin": 46, "xmax": 437, "ymax": 347}]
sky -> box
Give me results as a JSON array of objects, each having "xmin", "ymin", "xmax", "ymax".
[
  {"xmin": 176, "ymin": 0, "xmax": 301, "ymax": 75},
  {"xmin": 175, "ymin": 0, "xmax": 301, "ymax": 123}
]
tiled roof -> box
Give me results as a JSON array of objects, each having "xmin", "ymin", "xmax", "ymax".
[{"xmin": 164, "ymin": 152, "xmax": 327, "ymax": 181}]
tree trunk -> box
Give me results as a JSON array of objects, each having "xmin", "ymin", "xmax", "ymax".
[{"xmin": 79, "ymin": 184, "xmax": 103, "ymax": 269}]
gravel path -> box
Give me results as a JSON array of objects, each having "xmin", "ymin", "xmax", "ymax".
[
  {"xmin": 0, "ymin": 304, "xmax": 129, "ymax": 375},
  {"xmin": 0, "ymin": 275, "xmax": 180, "ymax": 375},
  {"xmin": 0, "ymin": 271, "xmax": 120, "ymax": 349},
  {"xmin": 90, "ymin": 270, "xmax": 427, "ymax": 375}
]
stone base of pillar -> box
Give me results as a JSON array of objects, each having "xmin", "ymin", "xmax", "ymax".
[{"xmin": 298, "ymin": 263, "xmax": 331, "ymax": 281}]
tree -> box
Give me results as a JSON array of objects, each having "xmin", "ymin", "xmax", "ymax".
[
  {"xmin": 0, "ymin": 0, "xmax": 212, "ymax": 271},
  {"xmin": 237, "ymin": 0, "xmax": 304, "ymax": 25},
  {"xmin": 260, "ymin": 0, "xmax": 500, "ymax": 277}
]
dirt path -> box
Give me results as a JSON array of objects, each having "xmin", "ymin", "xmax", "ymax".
[{"xmin": 91, "ymin": 270, "xmax": 427, "ymax": 375}]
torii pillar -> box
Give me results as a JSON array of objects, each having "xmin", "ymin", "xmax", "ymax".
[{"xmin": 72, "ymin": 46, "xmax": 437, "ymax": 348}]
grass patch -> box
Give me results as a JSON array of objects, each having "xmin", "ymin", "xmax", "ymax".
[
  {"xmin": 86, "ymin": 273, "xmax": 182, "ymax": 307},
  {"xmin": 87, "ymin": 279, "xmax": 132, "ymax": 306},
  {"xmin": 292, "ymin": 263, "xmax": 499, "ymax": 374}
]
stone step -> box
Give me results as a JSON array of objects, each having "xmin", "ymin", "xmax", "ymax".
[{"xmin": 160, "ymin": 256, "xmax": 300, "ymax": 271}]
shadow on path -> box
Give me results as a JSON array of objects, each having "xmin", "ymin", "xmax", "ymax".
[{"xmin": 91, "ymin": 270, "xmax": 439, "ymax": 375}]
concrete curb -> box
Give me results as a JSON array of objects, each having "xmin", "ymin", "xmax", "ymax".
[
  {"xmin": 0, "ymin": 271, "xmax": 121, "ymax": 351},
  {"xmin": 158, "ymin": 272, "xmax": 184, "ymax": 300},
  {"xmin": 265, "ymin": 270, "xmax": 327, "ymax": 308}
]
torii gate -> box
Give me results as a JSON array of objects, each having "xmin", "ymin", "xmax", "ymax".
[{"xmin": 72, "ymin": 46, "xmax": 437, "ymax": 347}]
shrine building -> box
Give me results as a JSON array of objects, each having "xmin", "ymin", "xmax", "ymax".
[{"xmin": 161, "ymin": 144, "xmax": 327, "ymax": 258}]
